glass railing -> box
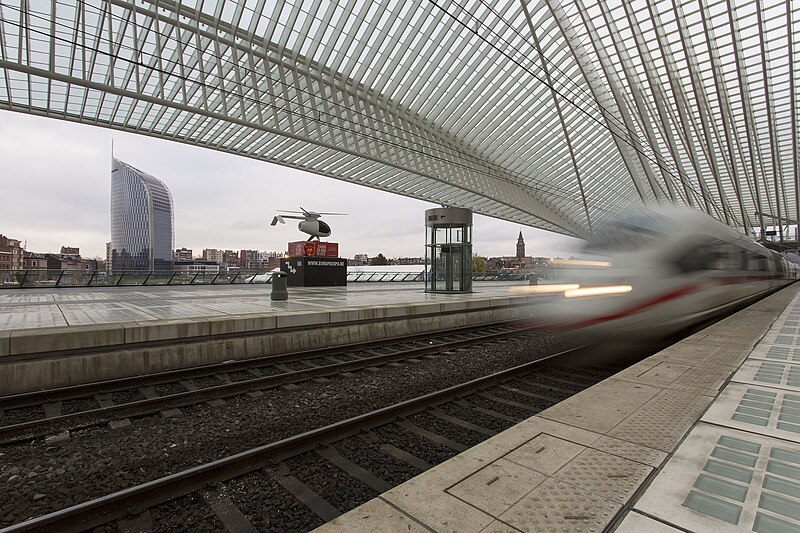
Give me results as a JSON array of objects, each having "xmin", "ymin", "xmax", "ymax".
[
  {"xmin": 0, "ymin": 270, "xmax": 275, "ymax": 288},
  {"xmin": 347, "ymin": 272, "xmax": 424, "ymax": 282},
  {"xmin": 0, "ymin": 269, "xmax": 529, "ymax": 288},
  {"xmin": 471, "ymin": 272, "xmax": 530, "ymax": 281},
  {"xmin": 345, "ymin": 271, "xmax": 529, "ymax": 282}
]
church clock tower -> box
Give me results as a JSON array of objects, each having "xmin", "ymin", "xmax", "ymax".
[{"xmin": 516, "ymin": 231, "xmax": 525, "ymax": 259}]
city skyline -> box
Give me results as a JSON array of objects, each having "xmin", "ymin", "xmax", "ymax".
[{"xmin": 0, "ymin": 111, "xmax": 584, "ymax": 260}]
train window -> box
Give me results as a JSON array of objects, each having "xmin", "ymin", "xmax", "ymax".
[
  {"xmin": 585, "ymin": 222, "xmax": 665, "ymax": 252},
  {"xmin": 711, "ymin": 242, "xmax": 738, "ymax": 270},
  {"xmin": 771, "ymin": 252, "xmax": 784, "ymax": 274},
  {"xmin": 751, "ymin": 254, "xmax": 768, "ymax": 271},
  {"xmin": 674, "ymin": 239, "xmax": 727, "ymax": 272},
  {"xmin": 675, "ymin": 246, "xmax": 713, "ymax": 272},
  {"xmin": 744, "ymin": 250, "xmax": 756, "ymax": 270},
  {"xmin": 739, "ymin": 249, "xmax": 749, "ymax": 271}
]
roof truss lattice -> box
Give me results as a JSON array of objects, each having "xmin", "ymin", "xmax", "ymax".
[{"xmin": 1, "ymin": 0, "xmax": 797, "ymax": 239}]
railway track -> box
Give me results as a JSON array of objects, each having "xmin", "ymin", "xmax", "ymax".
[
  {"xmin": 1, "ymin": 345, "xmax": 619, "ymax": 533},
  {"xmin": 0, "ymin": 320, "xmax": 541, "ymax": 444}
]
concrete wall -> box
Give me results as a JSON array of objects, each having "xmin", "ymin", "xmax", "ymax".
[{"xmin": 1, "ymin": 303, "xmax": 539, "ymax": 394}]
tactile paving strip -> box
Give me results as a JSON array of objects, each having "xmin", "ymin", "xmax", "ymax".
[
  {"xmin": 607, "ymin": 388, "xmax": 714, "ymax": 452},
  {"xmin": 0, "ymin": 306, "xmax": 67, "ymax": 328},
  {"xmin": 497, "ymin": 478, "xmax": 620, "ymax": 533},
  {"xmin": 552, "ymin": 448, "xmax": 653, "ymax": 504},
  {"xmin": 52, "ymin": 293, "xmax": 112, "ymax": 302},
  {"xmin": 697, "ymin": 345, "xmax": 753, "ymax": 368},
  {"xmin": 0, "ymin": 294, "xmax": 55, "ymax": 304},
  {"xmin": 591, "ymin": 436, "xmax": 668, "ymax": 468},
  {"xmin": 668, "ymin": 362, "xmax": 739, "ymax": 394},
  {"xmin": 59, "ymin": 303, "xmax": 158, "ymax": 324}
]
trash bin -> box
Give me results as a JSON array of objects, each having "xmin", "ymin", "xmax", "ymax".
[{"xmin": 271, "ymin": 270, "xmax": 288, "ymax": 301}]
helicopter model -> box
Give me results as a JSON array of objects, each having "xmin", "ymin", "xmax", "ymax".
[{"xmin": 271, "ymin": 207, "xmax": 347, "ymax": 241}]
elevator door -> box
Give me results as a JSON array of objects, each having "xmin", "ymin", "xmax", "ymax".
[
  {"xmin": 448, "ymin": 247, "xmax": 462, "ymax": 292},
  {"xmin": 436, "ymin": 245, "xmax": 462, "ymax": 292}
]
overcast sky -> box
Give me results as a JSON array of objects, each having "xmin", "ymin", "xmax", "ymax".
[{"xmin": 0, "ymin": 110, "xmax": 583, "ymax": 260}]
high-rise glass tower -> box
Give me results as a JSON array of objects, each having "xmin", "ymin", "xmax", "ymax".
[{"xmin": 110, "ymin": 158, "xmax": 174, "ymax": 271}]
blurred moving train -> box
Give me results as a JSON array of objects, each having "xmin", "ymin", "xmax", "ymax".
[{"xmin": 546, "ymin": 207, "xmax": 797, "ymax": 339}]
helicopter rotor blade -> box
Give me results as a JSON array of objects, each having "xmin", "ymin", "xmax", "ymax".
[{"xmin": 276, "ymin": 207, "xmax": 345, "ymax": 216}]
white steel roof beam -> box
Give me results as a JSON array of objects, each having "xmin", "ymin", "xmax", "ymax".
[
  {"xmin": 789, "ymin": 0, "xmax": 799, "ymax": 228},
  {"xmin": 1, "ymin": 0, "xmax": 797, "ymax": 241},
  {"xmin": 622, "ymin": 2, "xmax": 696, "ymax": 207},
  {"xmin": 599, "ymin": 2, "xmax": 678, "ymax": 204},
  {"xmin": 756, "ymin": 0, "xmax": 786, "ymax": 241},
  {"xmin": 698, "ymin": 0, "xmax": 752, "ymax": 233},
  {"xmin": 559, "ymin": 0, "xmax": 651, "ymax": 204},
  {"xmin": 646, "ymin": 1, "xmax": 717, "ymax": 218},
  {"xmin": 672, "ymin": 2, "xmax": 737, "ymax": 227},
  {"xmin": 521, "ymin": 0, "xmax": 592, "ymax": 234}
]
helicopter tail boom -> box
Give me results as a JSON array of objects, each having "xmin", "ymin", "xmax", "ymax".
[{"xmin": 271, "ymin": 214, "xmax": 306, "ymax": 225}]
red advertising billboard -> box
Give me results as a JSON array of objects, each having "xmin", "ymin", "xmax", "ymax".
[{"xmin": 287, "ymin": 241, "xmax": 339, "ymax": 257}]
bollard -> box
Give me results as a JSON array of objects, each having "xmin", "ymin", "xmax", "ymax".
[{"xmin": 271, "ymin": 270, "xmax": 288, "ymax": 301}]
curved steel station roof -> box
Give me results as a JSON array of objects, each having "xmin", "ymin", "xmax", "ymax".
[{"xmin": 1, "ymin": 0, "xmax": 797, "ymax": 239}]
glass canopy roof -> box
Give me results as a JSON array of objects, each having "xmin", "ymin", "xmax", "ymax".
[{"xmin": 1, "ymin": 0, "xmax": 797, "ymax": 239}]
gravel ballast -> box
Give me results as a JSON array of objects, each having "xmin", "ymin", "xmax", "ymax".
[{"xmin": 0, "ymin": 332, "xmax": 578, "ymax": 529}]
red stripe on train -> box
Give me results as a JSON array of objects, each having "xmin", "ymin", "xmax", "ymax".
[{"xmin": 560, "ymin": 274, "xmax": 787, "ymax": 330}]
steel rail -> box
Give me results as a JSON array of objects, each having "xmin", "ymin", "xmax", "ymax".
[
  {"xmin": 0, "ymin": 322, "xmax": 546, "ymax": 443},
  {"xmin": 0, "ymin": 318, "xmax": 538, "ymax": 411},
  {"xmin": 0, "ymin": 345, "xmax": 583, "ymax": 533}
]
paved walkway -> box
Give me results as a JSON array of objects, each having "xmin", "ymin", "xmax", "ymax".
[
  {"xmin": 0, "ymin": 282, "xmax": 527, "ymax": 331},
  {"xmin": 316, "ymin": 283, "xmax": 800, "ymax": 532},
  {"xmin": 0, "ymin": 281, "xmax": 541, "ymax": 393}
]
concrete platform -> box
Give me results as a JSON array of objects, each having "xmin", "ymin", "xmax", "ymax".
[
  {"xmin": 316, "ymin": 283, "xmax": 800, "ymax": 532},
  {"xmin": 0, "ymin": 282, "xmax": 544, "ymax": 393}
]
